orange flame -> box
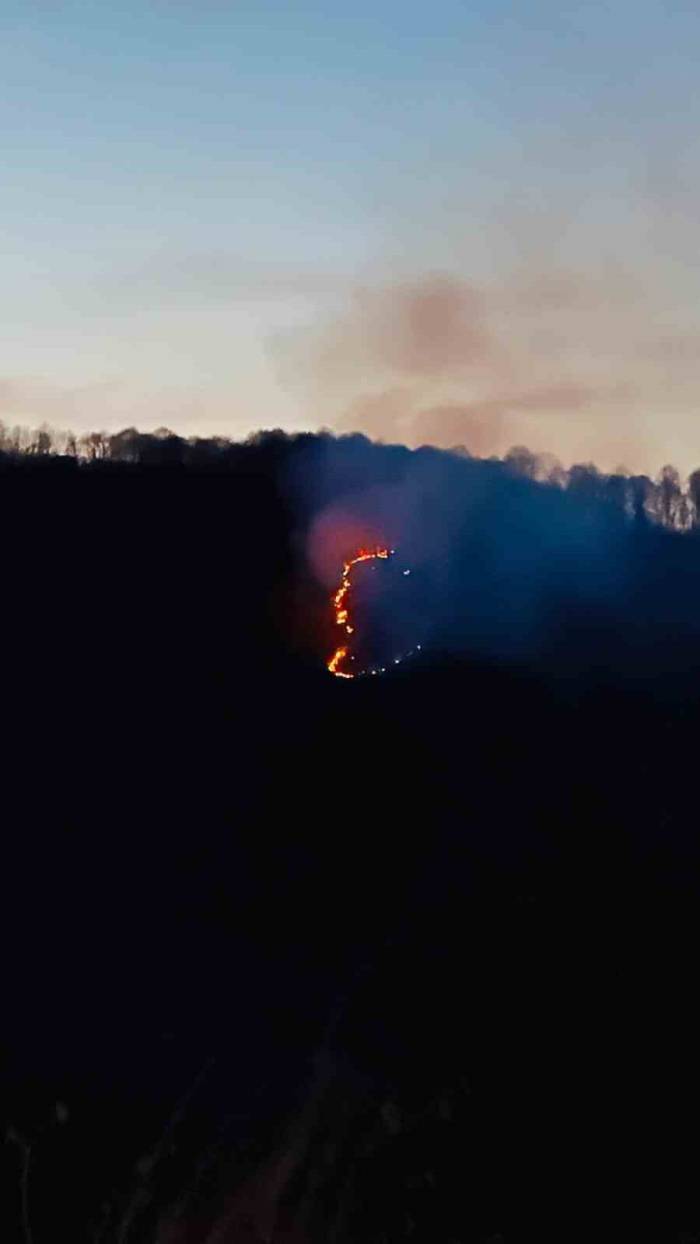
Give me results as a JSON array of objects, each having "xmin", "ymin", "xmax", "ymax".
[{"xmin": 327, "ymin": 547, "xmax": 393, "ymax": 678}]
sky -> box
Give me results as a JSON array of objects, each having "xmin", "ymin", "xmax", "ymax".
[{"xmin": 2, "ymin": 0, "xmax": 700, "ymax": 472}]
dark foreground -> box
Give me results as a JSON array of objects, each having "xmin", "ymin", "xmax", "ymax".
[{"xmin": 2, "ymin": 438, "xmax": 700, "ymax": 1242}]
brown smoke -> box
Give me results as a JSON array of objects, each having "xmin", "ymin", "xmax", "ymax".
[{"xmin": 275, "ymin": 262, "xmax": 699, "ymax": 474}]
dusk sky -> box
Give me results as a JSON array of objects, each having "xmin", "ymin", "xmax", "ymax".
[{"xmin": 2, "ymin": 0, "xmax": 700, "ymax": 471}]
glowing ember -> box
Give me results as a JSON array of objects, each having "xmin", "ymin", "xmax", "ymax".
[{"xmin": 327, "ymin": 547, "xmax": 393, "ymax": 678}]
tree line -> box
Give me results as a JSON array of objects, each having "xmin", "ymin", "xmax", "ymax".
[{"xmin": 2, "ymin": 419, "xmax": 700, "ymax": 532}]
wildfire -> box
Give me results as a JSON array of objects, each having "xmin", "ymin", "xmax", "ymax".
[{"xmin": 327, "ymin": 547, "xmax": 393, "ymax": 679}]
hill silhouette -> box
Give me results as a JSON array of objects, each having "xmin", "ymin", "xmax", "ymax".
[{"xmin": 2, "ymin": 428, "xmax": 700, "ymax": 1242}]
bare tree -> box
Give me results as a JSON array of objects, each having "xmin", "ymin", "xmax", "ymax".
[
  {"xmin": 79, "ymin": 430, "xmax": 110, "ymax": 461},
  {"xmin": 30, "ymin": 424, "xmax": 54, "ymax": 456},
  {"xmin": 688, "ymin": 468, "xmax": 700, "ymax": 529},
  {"xmin": 656, "ymin": 464, "xmax": 683, "ymax": 529},
  {"xmin": 627, "ymin": 473, "xmax": 653, "ymax": 527},
  {"xmin": 109, "ymin": 428, "xmax": 142, "ymax": 462},
  {"xmin": 64, "ymin": 432, "xmax": 80, "ymax": 458},
  {"xmin": 504, "ymin": 445, "xmax": 538, "ymax": 478}
]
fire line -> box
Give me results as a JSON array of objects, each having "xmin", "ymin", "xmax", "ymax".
[{"xmin": 327, "ymin": 547, "xmax": 393, "ymax": 679}]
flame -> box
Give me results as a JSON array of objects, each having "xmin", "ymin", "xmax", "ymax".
[{"xmin": 327, "ymin": 547, "xmax": 393, "ymax": 678}]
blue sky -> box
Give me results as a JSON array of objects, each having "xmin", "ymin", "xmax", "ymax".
[{"xmin": 2, "ymin": 0, "xmax": 700, "ymax": 469}]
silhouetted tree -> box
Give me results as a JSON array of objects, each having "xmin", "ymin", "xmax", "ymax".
[
  {"xmin": 109, "ymin": 427, "xmax": 143, "ymax": 462},
  {"xmin": 79, "ymin": 429, "xmax": 110, "ymax": 460},
  {"xmin": 656, "ymin": 464, "xmax": 684, "ymax": 528},
  {"xmin": 689, "ymin": 468, "xmax": 700, "ymax": 529},
  {"xmin": 504, "ymin": 445, "xmax": 538, "ymax": 478},
  {"xmin": 64, "ymin": 431, "xmax": 79, "ymax": 458},
  {"xmin": 628, "ymin": 472, "xmax": 653, "ymax": 527}
]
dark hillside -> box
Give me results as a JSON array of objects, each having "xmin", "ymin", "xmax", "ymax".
[{"xmin": 1, "ymin": 434, "xmax": 699, "ymax": 1241}]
